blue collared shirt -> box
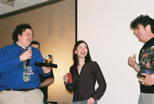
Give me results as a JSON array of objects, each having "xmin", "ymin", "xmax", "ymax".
[{"xmin": 0, "ymin": 42, "xmax": 50, "ymax": 91}]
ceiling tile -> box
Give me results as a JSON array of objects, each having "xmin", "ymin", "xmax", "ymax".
[{"xmin": 0, "ymin": 0, "xmax": 49, "ymax": 15}]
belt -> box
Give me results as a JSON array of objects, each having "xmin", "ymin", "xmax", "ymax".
[{"xmin": 5, "ymin": 87, "xmax": 39, "ymax": 91}]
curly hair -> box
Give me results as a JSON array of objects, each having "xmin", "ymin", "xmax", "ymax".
[
  {"xmin": 12, "ymin": 23, "xmax": 32, "ymax": 42},
  {"xmin": 130, "ymin": 15, "xmax": 154, "ymax": 34}
]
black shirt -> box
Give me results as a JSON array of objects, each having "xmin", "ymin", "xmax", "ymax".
[
  {"xmin": 139, "ymin": 37, "xmax": 154, "ymax": 93},
  {"xmin": 65, "ymin": 61, "xmax": 106, "ymax": 102},
  {"xmin": 40, "ymin": 69, "xmax": 54, "ymax": 100}
]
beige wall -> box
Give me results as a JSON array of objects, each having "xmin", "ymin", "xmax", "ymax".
[{"xmin": 0, "ymin": 0, "xmax": 75, "ymax": 103}]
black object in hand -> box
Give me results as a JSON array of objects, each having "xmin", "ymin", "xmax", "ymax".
[
  {"xmin": 34, "ymin": 62, "xmax": 57, "ymax": 68},
  {"xmin": 137, "ymin": 68, "xmax": 154, "ymax": 77}
]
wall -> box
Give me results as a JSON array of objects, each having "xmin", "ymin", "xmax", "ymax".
[
  {"xmin": 0, "ymin": 0, "xmax": 75, "ymax": 103},
  {"xmin": 78, "ymin": 0, "xmax": 154, "ymax": 104}
]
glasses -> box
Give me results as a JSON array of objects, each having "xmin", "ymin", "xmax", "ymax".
[{"xmin": 133, "ymin": 27, "xmax": 139, "ymax": 33}]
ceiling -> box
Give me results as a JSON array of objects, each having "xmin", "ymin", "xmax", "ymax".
[{"xmin": 0, "ymin": 0, "xmax": 62, "ymax": 19}]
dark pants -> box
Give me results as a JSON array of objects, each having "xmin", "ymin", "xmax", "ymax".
[{"xmin": 43, "ymin": 100, "xmax": 47, "ymax": 104}]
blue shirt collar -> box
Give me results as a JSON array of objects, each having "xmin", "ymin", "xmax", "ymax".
[{"xmin": 13, "ymin": 41, "xmax": 29, "ymax": 51}]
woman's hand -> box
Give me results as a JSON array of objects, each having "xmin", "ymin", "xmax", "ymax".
[
  {"xmin": 63, "ymin": 74, "xmax": 69, "ymax": 84},
  {"xmin": 87, "ymin": 97, "xmax": 95, "ymax": 104}
]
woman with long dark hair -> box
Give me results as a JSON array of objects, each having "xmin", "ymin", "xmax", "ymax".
[{"xmin": 63, "ymin": 40, "xmax": 106, "ymax": 104}]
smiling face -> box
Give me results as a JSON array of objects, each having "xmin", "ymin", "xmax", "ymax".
[
  {"xmin": 75, "ymin": 43, "xmax": 88, "ymax": 59},
  {"xmin": 17, "ymin": 29, "xmax": 33, "ymax": 49},
  {"xmin": 133, "ymin": 24, "xmax": 149, "ymax": 42}
]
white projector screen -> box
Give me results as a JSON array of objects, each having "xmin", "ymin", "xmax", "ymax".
[{"xmin": 77, "ymin": 0, "xmax": 154, "ymax": 104}]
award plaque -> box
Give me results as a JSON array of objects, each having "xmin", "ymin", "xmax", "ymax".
[{"xmin": 35, "ymin": 54, "xmax": 57, "ymax": 68}]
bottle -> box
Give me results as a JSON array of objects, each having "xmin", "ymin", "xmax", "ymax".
[{"xmin": 67, "ymin": 73, "xmax": 73, "ymax": 83}]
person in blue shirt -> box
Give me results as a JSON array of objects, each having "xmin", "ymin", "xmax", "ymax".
[{"xmin": 0, "ymin": 23, "xmax": 51, "ymax": 104}]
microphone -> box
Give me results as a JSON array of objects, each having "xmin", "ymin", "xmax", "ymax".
[{"xmin": 26, "ymin": 46, "xmax": 32, "ymax": 66}]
